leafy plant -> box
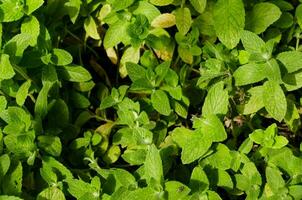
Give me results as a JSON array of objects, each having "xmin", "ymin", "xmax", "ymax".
[{"xmin": 0, "ymin": 0, "xmax": 302, "ymax": 199}]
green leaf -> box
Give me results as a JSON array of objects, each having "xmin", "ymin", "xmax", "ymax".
[
  {"xmin": 35, "ymin": 82, "xmax": 52, "ymax": 119},
  {"xmin": 216, "ymin": 169, "xmax": 233, "ymax": 189},
  {"xmin": 296, "ymin": 4, "xmax": 302, "ymax": 29},
  {"xmin": 289, "ymin": 185, "xmax": 302, "ymax": 200},
  {"xmin": 47, "ymin": 99, "xmax": 70, "ymax": 128},
  {"xmin": 174, "ymin": 7, "xmax": 192, "ymax": 35},
  {"xmin": 41, "ymin": 156, "xmax": 73, "ymax": 181},
  {"xmin": 284, "ymin": 99, "xmax": 301, "ymax": 132},
  {"xmin": 234, "ymin": 63, "xmax": 265, "ymax": 86},
  {"xmin": 0, "ymin": 54, "xmax": 15, "ymax": 80},
  {"xmin": 172, "ymin": 127, "xmax": 212, "ymax": 164},
  {"xmin": 202, "ymin": 144, "xmax": 232, "ymax": 170},
  {"xmin": 38, "ymin": 136, "xmax": 62, "ymax": 157},
  {"xmin": 0, "ymin": 96, "xmax": 7, "ymax": 112},
  {"xmin": 84, "ymin": 16, "xmax": 101, "ymax": 40},
  {"xmin": 265, "ymin": 166, "xmax": 285, "ymax": 193},
  {"xmin": 277, "ymin": 51, "xmax": 302, "ymax": 73},
  {"xmin": 262, "ymin": 59, "xmax": 282, "ymax": 83},
  {"xmin": 65, "ymin": 0, "xmax": 82, "ymax": 23},
  {"xmin": 57, "ymin": 65, "xmax": 92, "ymax": 82},
  {"xmin": 25, "ymin": 0, "xmax": 44, "ymax": 14},
  {"xmin": 66, "ymin": 179, "xmax": 98, "ymax": 199},
  {"xmin": 178, "ymin": 46, "xmax": 193, "ymax": 64},
  {"xmin": 240, "ymin": 30, "xmax": 265, "ymax": 54},
  {"xmin": 0, "ymin": 196, "xmax": 22, "ymax": 200},
  {"xmin": 189, "ymin": 0, "xmax": 207, "ymax": 14},
  {"xmin": 246, "ymin": 2, "xmax": 282, "ymax": 34},
  {"xmin": 150, "ymin": 0, "xmax": 173, "ymax": 6},
  {"xmin": 213, "ymin": 0, "xmax": 245, "ymax": 49},
  {"xmin": 0, "ymin": 154, "xmax": 10, "ymax": 178},
  {"xmin": 242, "ymin": 86, "xmax": 264, "ymax": 115},
  {"xmin": 126, "ymin": 63, "xmax": 146, "ymax": 82},
  {"xmin": 263, "ymin": 81, "xmax": 287, "ymax": 122},
  {"xmin": 144, "ymin": 144, "xmax": 163, "ymax": 184},
  {"xmin": 0, "ymin": 0, "xmax": 24, "ymax": 22},
  {"xmin": 0, "ymin": 106, "xmax": 31, "ymax": 130},
  {"xmin": 193, "ymin": 114, "xmax": 227, "ymax": 142},
  {"xmin": 2, "ymin": 161, "xmax": 22, "ymax": 196},
  {"xmin": 16, "ymin": 80, "xmax": 31, "ymax": 106},
  {"xmin": 133, "ymin": 1, "xmax": 161, "ymax": 23},
  {"xmin": 189, "ymin": 166, "xmax": 209, "ymax": 193},
  {"xmin": 151, "ymin": 90, "xmax": 171, "ymax": 116},
  {"xmin": 3, "ymin": 33, "xmax": 31, "ymax": 63},
  {"xmin": 151, "ymin": 13, "xmax": 175, "ymax": 28},
  {"xmin": 4, "ymin": 131, "xmax": 36, "ymax": 159},
  {"xmin": 109, "ymin": 0, "xmax": 135, "ymax": 11},
  {"xmin": 51, "ymin": 48, "xmax": 73, "ymax": 66},
  {"xmin": 120, "ymin": 46, "xmax": 140, "ymax": 78},
  {"xmin": 70, "ymin": 91, "xmax": 91, "ymax": 109},
  {"xmin": 21, "ymin": 16, "xmax": 40, "ymax": 47},
  {"xmin": 239, "ymin": 138, "xmax": 253, "ymax": 154},
  {"xmin": 104, "ymin": 21, "xmax": 130, "ymax": 49},
  {"xmin": 202, "ymin": 81, "xmax": 229, "ymax": 116},
  {"xmin": 165, "ymin": 181, "xmax": 191, "ymax": 200},
  {"xmin": 37, "ymin": 187, "xmax": 66, "ymax": 200},
  {"xmin": 283, "ymin": 70, "xmax": 302, "ymax": 91},
  {"xmin": 103, "ymin": 145, "xmax": 121, "ymax": 164}
]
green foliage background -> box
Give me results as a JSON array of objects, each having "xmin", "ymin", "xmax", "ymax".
[{"xmin": 0, "ymin": 0, "xmax": 302, "ymax": 199}]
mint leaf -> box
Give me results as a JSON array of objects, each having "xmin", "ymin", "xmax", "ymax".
[
  {"xmin": 0, "ymin": 154, "xmax": 10, "ymax": 178},
  {"xmin": 262, "ymin": 59, "xmax": 282, "ymax": 83},
  {"xmin": 35, "ymin": 82, "xmax": 52, "ymax": 119},
  {"xmin": 144, "ymin": 144, "xmax": 163, "ymax": 184},
  {"xmin": 172, "ymin": 127, "xmax": 212, "ymax": 164},
  {"xmin": 165, "ymin": 181, "xmax": 191, "ymax": 200},
  {"xmin": 3, "ymin": 33, "xmax": 31, "ymax": 63},
  {"xmin": 234, "ymin": 63, "xmax": 265, "ymax": 86},
  {"xmin": 133, "ymin": 2, "xmax": 161, "ymax": 23},
  {"xmin": 189, "ymin": 0, "xmax": 207, "ymax": 14},
  {"xmin": 213, "ymin": 0, "xmax": 245, "ymax": 49},
  {"xmin": 150, "ymin": 0, "xmax": 173, "ymax": 6},
  {"xmin": 189, "ymin": 166, "xmax": 209, "ymax": 193},
  {"xmin": 38, "ymin": 136, "xmax": 62, "ymax": 157},
  {"xmin": 120, "ymin": 46, "xmax": 140, "ymax": 78},
  {"xmin": 65, "ymin": 0, "xmax": 82, "ymax": 23},
  {"xmin": 246, "ymin": 3, "xmax": 282, "ymax": 34},
  {"xmin": 242, "ymin": 86, "xmax": 264, "ymax": 115},
  {"xmin": 51, "ymin": 48, "xmax": 73, "ymax": 66},
  {"xmin": 66, "ymin": 178, "xmax": 99, "ymax": 199},
  {"xmin": 240, "ymin": 30, "xmax": 265, "ymax": 54},
  {"xmin": 296, "ymin": 4, "xmax": 302, "ymax": 29},
  {"xmin": 109, "ymin": 0, "xmax": 135, "ymax": 11},
  {"xmin": 84, "ymin": 16, "xmax": 101, "ymax": 40},
  {"xmin": 151, "ymin": 13, "xmax": 176, "ymax": 28},
  {"xmin": 151, "ymin": 90, "xmax": 171, "ymax": 116},
  {"xmin": 0, "ymin": 0, "xmax": 24, "ymax": 22},
  {"xmin": 25, "ymin": 0, "xmax": 44, "ymax": 14},
  {"xmin": 174, "ymin": 7, "xmax": 192, "ymax": 35},
  {"xmin": 16, "ymin": 80, "xmax": 31, "ymax": 106},
  {"xmin": 277, "ymin": 51, "xmax": 302, "ymax": 73},
  {"xmin": 202, "ymin": 82, "xmax": 229, "ymax": 116},
  {"xmin": 263, "ymin": 81, "xmax": 287, "ymax": 122},
  {"xmin": 193, "ymin": 114, "xmax": 227, "ymax": 142},
  {"xmin": 0, "ymin": 54, "xmax": 15, "ymax": 80},
  {"xmin": 104, "ymin": 21, "xmax": 130, "ymax": 49},
  {"xmin": 37, "ymin": 187, "xmax": 66, "ymax": 200},
  {"xmin": 21, "ymin": 16, "xmax": 40, "ymax": 47},
  {"xmin": 2, "ymin": 161, "xmax": 22, "ymax": 196},
  {"xmin": 57, "ymin": 65, "xmax": 92, "ymax": 82}
]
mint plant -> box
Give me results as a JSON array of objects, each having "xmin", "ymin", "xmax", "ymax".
[{"xmin": 1, "ymin": 0, "xmax": 302, "ymax": 199}]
